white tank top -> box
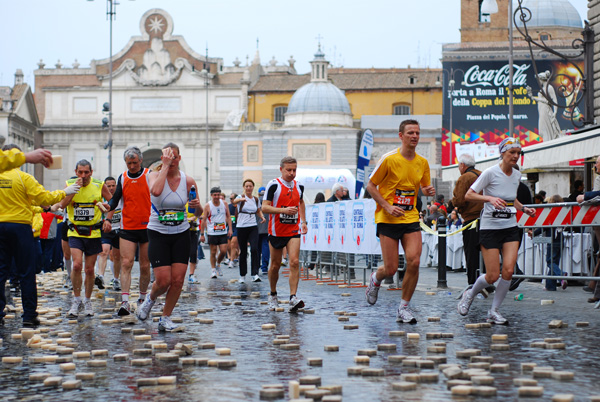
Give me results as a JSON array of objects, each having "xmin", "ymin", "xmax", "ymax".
[
  {"xmin": 147, "ymin": 171, "xmax": 190, "ymax": 235},
  {"xmin": 110, "ymin": 199, "xmax": 122, "ymax": 231},
  {"xmin": 206, "ymin": 200, "xmax": 228, "ymax": 235}
]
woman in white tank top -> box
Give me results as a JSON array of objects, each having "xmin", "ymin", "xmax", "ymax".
[{"xmin": 135, "ymin": 143, "xmax": 202, "ymax": 332}]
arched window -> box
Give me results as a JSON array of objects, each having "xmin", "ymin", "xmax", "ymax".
[{"xmin": 273, "ymin": 105, "xmax": 288, "ymax": 122}]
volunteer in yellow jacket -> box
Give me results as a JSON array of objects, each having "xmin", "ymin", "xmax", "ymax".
[
  {"xmin": 57, "ymin": 159, "xmax": 112, "ymax": 318},
  {"xmin": 0, "ymin": 147, "xmax": 53, "ymax": 173},
  {"xmin": 365, "ymin": 119, "xmax": 435, "ymax": 324},
  {"xmin": 0, "ymin": 144, "xmax": 79, "ymax": 327}
]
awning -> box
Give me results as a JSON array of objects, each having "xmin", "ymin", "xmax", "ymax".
[{"xmin": 442, "ymin": 125, "xmax": 600, "ymax": 181}]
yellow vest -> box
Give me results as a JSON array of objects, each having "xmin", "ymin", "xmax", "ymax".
[{"xmin": 66, "ymin": 178, "xmax": 104, "ymax": 238}]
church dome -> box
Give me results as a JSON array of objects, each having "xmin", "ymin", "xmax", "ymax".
[
  {"xmin": 286, "ymin": 82, "xmax": 351, "ymax": 114},
  {"xmin": 284, "ymin": 46, "xmax": 353, "ymax": 127},
  {"xmin": 515, "ymin": 0, "xmax": 582, "ymax": 29}
]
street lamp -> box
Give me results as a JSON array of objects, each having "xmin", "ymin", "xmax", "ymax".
[
  {"xmin": 199, "ymin": 66, "xmax": 214, "ymax": 201},
  {"xmin": 89, "ymin": 0, "xmax": 135, "ymax": 176},
  {"xmin": 482, "ymin": 0, "xmax": 515, "ymax": 138}
]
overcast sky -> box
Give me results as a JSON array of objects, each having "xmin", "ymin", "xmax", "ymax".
[{"xmin": 0, "ymin": 0, "xmax": 589, "ymax": 87}]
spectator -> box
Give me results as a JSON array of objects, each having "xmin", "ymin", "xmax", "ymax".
[
  {"xmin": 308, "ymin": 192, "xmax": 326, "ymax": 270},
  {"xmin": 314, "ymin": 192, "xmax": 325, "ymax": 204},
  {"xmin": 327, "ymin": 183, "xmax": 344, "ymax": 202},
  {"xmin": 424, "ymin": 204, "xmax": 443, "ymax": 228},
  {"xmin": 450, "ymin": 153, "xmax": 484, "ymax": 286},
  {"xmin": 534, "ymin": 193, "xmax": 544, "ymax": 204},
  {"xmin": 447, "ymin": 209, "xmax": 463, "ymax": 228},
  {"xmin": 542, "ymin": 194, "xmax": 566, "ymax": 291},
  {"xmin": 40, "ymin": 209, "xmax": 62, "ymax": 272},
  {"xmin": 434, "ymin": 194, "xmax": 447, "ymax": 213},
  {"xmin": 567, "ymin": 180, "xmax": 584, "ymax": 202},
  {"xmin": 341, "ymin": 187, "xmax": 351, "ymax": 200}
]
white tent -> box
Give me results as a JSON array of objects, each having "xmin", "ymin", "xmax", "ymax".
[
  {"xmin": 442, "ymin": 126, "xmax": 600, "ymax": 181},
  {"xmin": 295, "ymin": 168, "xmax": 356, "ymax": 202}
]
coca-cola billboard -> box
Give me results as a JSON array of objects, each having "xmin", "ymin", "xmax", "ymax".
[{"xmin": 442, "ymin": 59, "xmax": 584, "ymax": 166}]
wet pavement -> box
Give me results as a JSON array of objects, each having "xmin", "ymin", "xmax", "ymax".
[{"xmin": 1, "ymin": 252, "xmax": 600, "ymax": 401}]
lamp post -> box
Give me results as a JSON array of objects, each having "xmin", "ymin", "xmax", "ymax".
[{"xmin": 199, "ymin": 67, "xmax": 214, "ymax": 200}]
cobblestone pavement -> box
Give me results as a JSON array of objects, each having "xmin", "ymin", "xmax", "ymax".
[{"xmin": 1, "ymin": 252, "xmax": 600, "ymax": 401}]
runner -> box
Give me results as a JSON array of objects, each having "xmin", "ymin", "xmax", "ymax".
[
  {"xmin": 364, "ymin": 119, "xmax": 436, "ymax": 323},
  {"xmin": 227, "ymin": 192, "xmax": 239, "ymax": 269},
  {"xmin": 262, "ymin": 156, "xmax": 308, "ymax": 312},
  {"xmin": 457, "ymin": 137, "xmax": 536, "ymax": 324},
  {"xmin": 200, "ymin": 187, "xmax": 233, "ymax": 278},
  {"xmin": 232, "ymin": 179, "xmax": 266, "ymax": 283},
  {"xmin": 101, "ymin": 177, "xmax": 122, "ymax": 291},
  {"xmin": 0, "ymin": 144, "xmax": 78, "ymax": 326},
  {"xmin": 187, "ymin": 202, "xmax": 200, "ymax": 284},
  {"xmin": 58, "ymin": 159, "xmax": 112, "ymax": 318},
  {"xmin": 95, "ymin": 176, "xmax": 116, "ymax": 290},
  {"xmin": 107, "ymin": 146, "xmax": 151, "ymax": 316},
  {"xmin": 136, "ymin": 143, "xmax": 202, "ymax": 331}
]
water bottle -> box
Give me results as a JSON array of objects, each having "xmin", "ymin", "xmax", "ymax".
[
  {"xmin": 514, "ymin": 293, "xmax": 523, "ymax": 301},
  {"xmin": 188, "ymin": 185, "xmax": 196, "ymax": 213}
]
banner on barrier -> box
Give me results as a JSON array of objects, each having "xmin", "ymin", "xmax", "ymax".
[{"xmin": 301, "ymin": 199, "xmax": 405, "ymax": 255}]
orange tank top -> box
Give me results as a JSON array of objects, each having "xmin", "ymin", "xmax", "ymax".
[{"xmin": 121, "ymin": 168, "xmax": 151, "ymax": 230}]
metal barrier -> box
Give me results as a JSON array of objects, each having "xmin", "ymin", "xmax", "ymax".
[{"xmin": 513, "ymin": 202, "xmax": 600, "ymax": 282}]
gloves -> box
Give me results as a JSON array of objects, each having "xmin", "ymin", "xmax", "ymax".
[{"xmin": 64, "ymin": 183, "xmax": 81, "ymax": 196}]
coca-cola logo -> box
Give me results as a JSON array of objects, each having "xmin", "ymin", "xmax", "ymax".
[{"xmin": 463, "ymin": 64, "xmax": 530, "ymax": 88}]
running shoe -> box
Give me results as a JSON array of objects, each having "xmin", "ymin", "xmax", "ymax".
[
  {"xmin": 458, "ymin": 289, "xmax": 474, "ymax": 316},
  {"xmin": 289, "ymin": 295, "xmax": 305, "ymax": 313},
  {"xmin": 396, "ymin": 305, "xmax": 417, "ymax": 324},
  {"xmin": 210, "ymin": 269, "xmax": 218, "ymax": 279},
  {"xmin": 113, "ymin": 278, "xmax": 121, "ymax": 291},
  {"xmin": 228, "ymin": 261, "xmax": 234, "ymax": 269},
  {"xmin": 67, "ymin": 299, "xmax": 82, "ymax": 318},
  {"xmin": 158, "ymin": 316, "xmax": 179, "ymax": 332},
  {"xmin": 239, "ymin": 276, "xmax": 246, "ymax": 284},
  {"xmin": 136, "ymin": 294, "xmax": 155, "ymax": 320},
  {"xmin": 252, "ymin": 275, "xmax": 261, "ymax": 282},
  {"xmin": 595, "ymin": 300, "xmax": 600, "ymax": 310},
  {"xmin": 561, "ymin": 274, "xmax": 568, "ymax": 290},
  {"xmin": 217, "ymin": 267, "xmax": 223, "ymax": 277},
  {"xmin": 94, "ymin": 275, "xmax": 105, "ymax": 290},
  {"xmin": 280, "ymin": 258, "xmax": 288, "ymax": 267},
  {"xmin": 365, "ymin": 272, "xmax": 380, "ymax": 305},
  {"xmin": 233, "ymin": 259, "xmax": 239, "ymax": 267},
  {"xmin": 188, "ymin": 274, "xmax": 198, "ymax": 284},
  {"xmin": 268, "ymin": 295, "xmax": 279, "ymax": 310},
  {"xmin": 118, "ymin": 301, "xmax": 131, "ymax": 316},
  {"xmin": 83, "ymin": 299, "xmax": 94, "ymax": 316},
  {"xmin": 64, "ymin": 276, "xmax": 72, "ymax": 290},
  {"xmin": 487, "ymin": 309, "xmax": 508, "ymax": 325},
  {"xmin": 223, "ymin": 258, "xmax": 230, "ymax": 265}
]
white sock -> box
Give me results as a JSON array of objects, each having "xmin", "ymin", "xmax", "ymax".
[
  {"xmin": 83, "ymin": 297, "xmax": 90, "ymax": 303},
  {"xmin": 492, "ymin": 278, "xmax": 511, "ymax": 310},
  {"xmin": 74, "ymin": 296, "xmax": 82, "ymax": 303},
  {"xmin": 372, "ymin": 272, "xmax": 381, "ymax": 285},
  {"xmin": 400, "ymin": 299, "xmax": 409, "ymax": 308},
  {"xmin": 470, "ymin": 274, "xmax": 492, "ymax": 297},
  {"xmin": 121, "ymin": 293, "xmax": 129, "ymax": 302}
]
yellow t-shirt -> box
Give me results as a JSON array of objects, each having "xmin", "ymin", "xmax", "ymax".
[
  {"xmin": 369, "ymin": 148, "xmax": 430, "ymax": 224},
  {"xmin": 66, "ymin": 178, "xmax": 104, "ymax": 238}
]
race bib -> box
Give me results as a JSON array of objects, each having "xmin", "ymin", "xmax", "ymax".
[
  {"xmin": 491, "ymin": 201, "xmax": 516, "ymax": 219},
  {"xmin": 213, "ymin": 222, "xmax": 226, "ymax": 232},
  {"xmin": 280, "ymin": 208, "xmax": 298, "ymax": 225},
  {"xmin": 111, "ymin": 209, "xmax": 122, "ymax": 224},
  {"xmin": 73, "ymin": 202, "xmax": 95, "ymax": 222},
  {"xmin": 158, "ymin": 209, "xmax": 185, "ymax": 226},
  {"xmin": 393, "ymin": 189, "xmax": 415, "ymax": 211}
]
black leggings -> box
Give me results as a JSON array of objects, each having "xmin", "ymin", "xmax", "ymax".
[{"xmin": 236, "ymin": 226, "xmax": 259, "ymax": 276}]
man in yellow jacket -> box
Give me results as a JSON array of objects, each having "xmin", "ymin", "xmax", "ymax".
[
  {"xmin": 0, "ymin": 145, "xmax": 80, "ymax": 327},
  {"xmin": 56, "ymin": 159, "xmax": 112, "ymax": 318},
  {"xmin": 0, "ymin": 147, "xmax": 54, "ymax": 173}
]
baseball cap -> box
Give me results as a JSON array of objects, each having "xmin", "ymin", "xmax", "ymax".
[{"xmin": 258, "ymin": 186, "xmax": 266, "ymax": 194}]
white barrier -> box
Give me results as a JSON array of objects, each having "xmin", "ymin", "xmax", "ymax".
[{"xmin": 301, "ymin": 199, "xmax": 405, "ymax": 255}]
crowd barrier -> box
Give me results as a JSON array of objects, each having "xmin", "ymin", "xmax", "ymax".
[{"xmin": 299, "ymin": 200, "xmax": 600, "ymax": 286}]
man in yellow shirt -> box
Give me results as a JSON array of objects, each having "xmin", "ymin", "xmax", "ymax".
[
  {"xmin": 57, "ymin": 160, "xmax": 112, "ymax": 318},
  {"xmin": 0, "ymin": 144, "xmax": 79, "ymax": 327},
  {"xmin": 0, "ymin": 147, "xmax": 54, "ymax": 173},
  {"xmin": 365, "ymin": 120, "xmax": 435, "ymax": 324}
]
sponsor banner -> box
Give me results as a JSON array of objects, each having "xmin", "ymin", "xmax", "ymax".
[
  {"xmin": 442, "ymin": 59, "xmax": 584, "ymax": 166},
  {"xmin": 355, "ymin": 129, "xmax": 374, "ymax": 198},
  {"xmin": 302, "ymin": 199, "xmax": 404, "ymax": 255}
]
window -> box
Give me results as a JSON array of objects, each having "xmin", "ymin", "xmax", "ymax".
[
  {"xmin": 540, "ymin": 34, "xmax": 550, "ymax": 41},
  {"xmin": 273, "ymin": 105, "xmax": 288, "ymax": 122},
  {"xmin": 409, "ymin": 76, "xmax": 416, "ymax": 84},
  {"xmin": 393, "ymin": 105, "xmax": 411, "ymax": 115}
]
